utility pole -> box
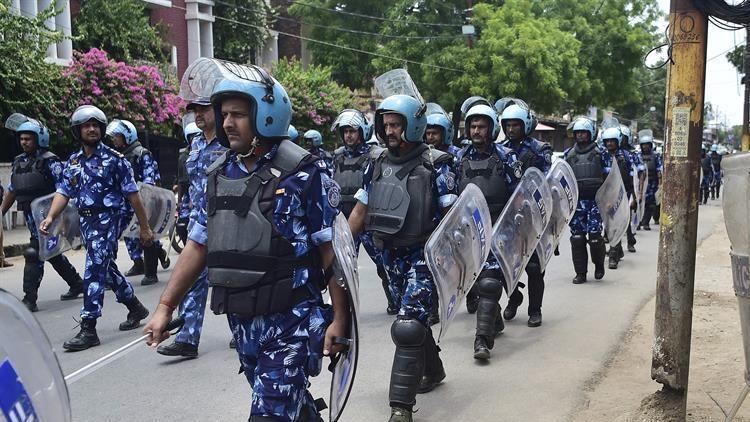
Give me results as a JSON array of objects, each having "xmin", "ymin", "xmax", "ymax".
[
  {"xmin": 463, "ymin": 0, "xmax": 474, "ymax": 49},
  {"xmin": 743, "ymin": 25, "xmax": 750, "ymax": 151},
  {"xmin": 650, "ymin": 0, "xmax": 708, "ymax": 418}
]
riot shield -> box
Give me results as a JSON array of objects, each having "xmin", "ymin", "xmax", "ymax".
[
  {"xmin": 374, "ymin": 69, "xmax": 424, "ymax": 105},
  {"xmin": 180, "ymin": 58, "xmax": 268, "ymax": 103},
  {"xmin": 122, "ymin": 183, "xmax": 176, "ymax": 239},
  {"xmin": 631, "ymin": 167, "xmax": 648, "ymax": 231},
  {"xmin": 329, "ymin": 213, "xmax": 360, "ymax": 422},
  {"xmin": 595, "ymin": 161, "xmax": 630, "ymax": 245},
  {"xmin": 535, "ymin": 161, "xmax": 579, "ymax": 271},
  {"xmin": 30, "ymin": 193, "xmax": 82, "ymax": 261},
  {"xmin": 424, "ymin": 184, "xmax": 492, "ymax": 342},
  {"xmin": 0, "ymin": 289, "xmax": 71, "ymax": 422},
  {"xmin": 491, "ymin": 168, "xmax": 553, "ymax": 294},
  {"xmin": 460, "ymin": 96, "xmax": 492, "ymax": 114}
]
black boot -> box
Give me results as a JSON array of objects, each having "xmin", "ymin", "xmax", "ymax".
[
  {"xmin": 22, "ymin": 296, "xmax": 38, "ymax": 312},
  {"xmin": 473, "ymin": 336, "xmax": 491, "ymax": 360},
  {"xmin": 589, "ymin": 234, "xmax": 606, "ymax": 280},
  {"xmin": 124, "ymin": 258, "xmax": 144, "ymax": 277},
  {"xmin": 60, "ymin": 279, "xmax": 84, "ymax": 301},
  {"xmin": 158, "ymin": 246, "xmax": 171, "ymax": 269},
  {"xmin": 22, "ymin": 246, "xmax": 43, "ymax": 310},
  {"xmin": 63, "ymin": 318, "xmax": 100, "ymax": 351},
  {"xmin": 465, "ymin": 284, "xmax": 479, "ymax": 314},
  {"xmin": 157, "ymin": 341, "xmax": 198, "ymax": 358},
  {"xmin": 388, "ymin": 407, "xmax": 413, "ymax": 422},
  {"xmin": 389, "ymin": 318, "xmax": 425, "ymax": 414},
  {"xmin": 527, "ymin": 313, "xmax": 542, "ymax": 327},
  {"xmin": 474, "ymin": 277, "xmax": 502, "ymax": 359},
  {"xmin": 140, "ymin": 244, "xmax": 159, "ymax": 286},
  {"xmin": 641, "ymin": 204, "xmax": 653, "ymax": 231},
  {"xmin": 608, "ymin": 246, "xmax": 620, "ymax": 270},
  {"xmin": 48, "ymin": 253, "xmax": 85, "ymax": 300},
  {"xmin": 417, "ymin": 330, "xmax": 444, "ymax": 394},
  {"xmin": 571, "ymin": 235, "xmax": 588, "ymax": 284},
  {"xmin": 653, "ymin": 204, "xmax": 660, "ymax": 225},
  {"xmin": 626, "ymin": 226, "xmax": 636, "ymax": 253},
  {"xmin": 119, "ymin": 296, "xmax": 149, "ymax": 331}
]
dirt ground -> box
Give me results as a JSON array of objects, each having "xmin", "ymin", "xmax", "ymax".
[{"xmin": 572, "ymin": 207, "xmax": 750, "ymax": 422}]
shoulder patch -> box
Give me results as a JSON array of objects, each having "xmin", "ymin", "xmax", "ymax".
[
  {"xmin": 512, "ymin": 161, "xmax": 523, "ymax": 179},
  {"xmin": 323, "ymin": 178, "xmax": 341, "ymax": 209},
  {"xmin": 444, "ymin": 172, "xmax": 456, "ymax": 191}
]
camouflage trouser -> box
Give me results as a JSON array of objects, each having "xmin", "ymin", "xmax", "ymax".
[
  {"xmin": 174, "ymin": 268, "xmax": 209, "ymax": 346},
  {"xmin": 228, "ymin": 296, "xmax": 332, "ymax": 421},
  {"xmin": 381, "ymin": 246, "xmax": 435, "ymax": 326},
  {"xmin": 569, "ymin": 199, "xmax": 603, "ymax": 236},
  {"xmin": 124, "ymin": 237, "xmax": 164, "ymax": 261},
  {"xmin": 79, "ymin": 211, "xmax": 134, "ymax": 319},
  {"xmin": 357, "ymin": 231, "xmax": 384, "ymax": 268},
  {"xmin": 645, "ymin": 179, "xmax": 659, "ymax": 204}
]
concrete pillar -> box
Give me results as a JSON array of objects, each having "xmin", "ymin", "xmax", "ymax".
[
  {"xmin": 55, "ymin": 0, "xmax": 72, "ymax": 61},
  {"xmin": 200, "ymin": 20, "xmax": 213, "ymax": 58}
]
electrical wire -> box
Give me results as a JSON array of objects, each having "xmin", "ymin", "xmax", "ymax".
[
  {"xmin": 291, "ymin": 1, "xmax": 465, "ymax": 28},
  {"xmin": 693, "ymin": 0, "xmax": 750, "ymax": 28}
]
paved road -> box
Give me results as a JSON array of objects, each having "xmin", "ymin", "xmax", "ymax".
[{"xmin": 0, "ymin": 202, "xmax": 724, "ymax": 421}]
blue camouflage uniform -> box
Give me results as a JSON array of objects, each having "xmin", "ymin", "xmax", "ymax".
[
  {"xmin": 564, "ymin": 146, "xmax": 609, "ymax": 236},
  {"xmin": 355, "ymin": 152, "xmax": 457, "ymax": 325},
  {"xmin": 174, "ymin": 133, "xmax": 227, "ymax": 347},
  {"xmin": 123, "ymin": 149, "xmax": 163, "ymax": 261},
  {"xmin": 501, "ymin": 137, "xmax": 552, "ymax": 316},
  {"xmin": 454, "ymin": 143, "xmax": 520, "ymax": 272},
  {"xmin": 57, "ymin": 142, "xmax": 138, "ymax": 319},
  {"xmin": 309, "ymin": 146, "xmax": 333, "ymax": 171},
  {"xmin": 711, "ymin": 152, "xmax": 722, "ymax": 186},
  {"xmin": 192, "ymin": 146, "xmax": 337, "ymax": 421},
  {"xmin": 9, "ymin": 150, "xmax": 82, "ymax": 301},
  {"xmin": 641, "ymin": 152, "xmax": 663, "ymax": 204}
]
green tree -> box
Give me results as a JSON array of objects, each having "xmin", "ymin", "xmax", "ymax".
[
  {"xmin": 728, "ymin": 44, "xmax": 744, "ymax": 74},
  {"xmin": 619, "ymin": 64, "xmax": 666, "ymax": 138},
  {"xmin": 0, "ymin": 1, "xmax": 65, "ymax": 133},
  {"xmin": 288, "ymin": 0, "xmax": 396, "ymax": 89},
  {"xmin": 213, "ymin": 0, "xmax": 273, "ymax": 63},
  {"xmin": 73, "ymin": 0, "xmax": 168, "ymax": 63}
]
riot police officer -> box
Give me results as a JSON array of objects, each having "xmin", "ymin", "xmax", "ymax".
[
  {"xmin": 564, "ymin": 117, "xmax": 608, "ymax": 284},
  {"xmin": 425, "ymin": 110, "xmax": 460, "ymax": 156},
  {"xmin": 710, "ymin": 144, "xmax": 722, "ymax": 199},
  {"xmin": 499, "ymin": 103, "xmax": 552, "ymax": 327},
  {"xmin": 303, "ymin": 129, "xmax": 334, "ymax": 169},
  {"xmin": 700, "ymin": 146, "xmax": 714, "ymax": 204},
  {"xmin": 0, "ymin": 117, "xmax": 84, "ymax": 312},
  {"xmin": 331, "ymin": 109, "xmax": 397, "ymax": 315},
  {"xmin": 144, "ymin": 63, "xmax": 350, "ymax": 421},
  {"xmin": 601, "ymin": 127, "xmax": 637, "ymax": 270},
  {"xmin": 348, "ymin": 94, "xmax": 457, "ymax": 422},
  {"xmin": 454, "ymin": 102, "xmax": 521, "ymax": 360},
  {"xmin": 107, "ymin": 119, "xmax": 171, "ymax": 285},
  {"xmin": 173, "ymin": 122, "xmax": 202, "ymax": 247},
  {"xmin": 156, "ymin": 97, "xmax": 228, "ymax": 358},
  {"xmin": 617, "ymin": 124, "xmax": 644, "ymax": 252},
  {"xmin": 39, "ymin": 105, "xmax": 154, "ymax": 351},
  {"xmin": 638, "ymin": 131, "xmax": 662, "ymax": 230}
]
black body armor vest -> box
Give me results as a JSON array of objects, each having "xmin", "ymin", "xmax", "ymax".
[
  {"xmin": 565, "ymin": 143, "xmax": 604, "ymax": 199},
  {"xmin": 458, "ymin": 151, "xmax": 509, "ymax": 221},
  {"xmin": 11, "ymin": 151, "xmax": 57, "ymax": 210}
]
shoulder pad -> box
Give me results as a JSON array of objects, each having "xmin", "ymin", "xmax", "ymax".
[
  {"xmin": 13, "ymin": 153, "xmax": 25, "ymax": 162},
  {"xmin": 429, "ymin": 148, "xmax": 453, "ymax": 166},
  {"xmin": 39, "ymin": 151, "xmax": 57, "ymax": 160},
  {"xmin": 369, "ymin": 146, "xmax": 386, "ymax": 160},
  {"xmin": 273, "ymin": 140, "xmax": 313, "ymax": 173},
  {"xmin": 206, "ymin": 150, "xmax": 230, "ymax": 175},
  {"xmin": 334, "ymin": 146, "xmax": 345, "ymax": 156}
]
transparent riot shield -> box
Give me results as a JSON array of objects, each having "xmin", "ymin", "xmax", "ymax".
[
  {"xmin": 0, "ymin": 289, "xmax": 71, "ymax": 422},
  {"xmin": 721, "ymin": 152, "xmax": 750, "ymax": 419},
  {"xmin": 631, "ymin": 167, "xmax": 648, "ymax": 232},
  {"xmin": 329, "ymin": 213, "xmax": 360, "ymax": 422},
  {"xmin": 491, "ymin": 168, "xmax": 553, "ymax": 294},
  {"xmin": 122, "ymin": 183, "xmax": 176, "ymax": 239},
  {"xmin": 595, "ymin": 161, "xmax": 630, "ymax": 245},
  {"xmin": 424, "ymin": 184, "xmax": 492, "ymax": 341},
  {"xmin": 535, "ymin": 161, "xmax": 579, "ymax": 271},
  {"xmin": 30, "ymin": 193, "xmax": 82, "ymax": 261},
  {"xmin": 374, "ymin": 69, "xmax": 424, "ymax": 105}
]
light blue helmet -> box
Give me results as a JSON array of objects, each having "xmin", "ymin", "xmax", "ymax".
[
  {"xmin": 639, "ymin": 135, "xmax": 654, "ymax": 145},
  {"xmin": 571, "ymin": 117, "xmax": 597, "ymax": 142},
  {"xmin": 465, "ymin": 104, "xmax": 498, "ymax": 140},
  {"xmin": 332, "ymin": 109, "xmax": 371, "ymax": 143},
  {"xmin": 210, "ymin": 64, "xmax": 292, "ymax": 147},
  {"xmin": 500, "ymin": 103, "xmax": 535, "ymax": 136},
  {"xmin": 426, "ymin": 113, "xmax": 454, "ymax": 146},
  {"xmin": 106, "ymin": 119, "xmax": 138, "ymax": 145},
  {"xmin": 619, "ymin": 124, "xmax": 632, "ymax": 146},
  {"xmin": 288, "ymin": 124, "xmax": 299, "ymax": 143},
  {"xmin": 710, "ymin": 144, "xmax": 718, "ymax": 152},
  {"xmin": 184, "ymin": 122, "xmax": 201, "ymax": 143},
  {"xmin": 70, "ymin": 105, "xmax": 107, "ymax": 141},
  {"xmin": 601, "ymin": 127, "xmax": 622, "ymax": 146},
  {"xmin": 304, "ymin": 129, "xmax": 323, "ymax": 147},
  {"xmin": 16, "ymin": 119, "xmax": 50, "ymax": 148},
  {"xmin": 375, "ymin": 94, "xmax": 427, "ymax": 143}
]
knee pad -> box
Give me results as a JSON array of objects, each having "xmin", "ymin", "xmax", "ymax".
[
  {"xmin": 525, "ymin": 261, "xmax": 542, "ymax": 278},
  {"xmin": 391, "ymin": 317, "xmax": 426, "ymax": 347},
  {"xmin": 23, "ymin": 247, "xmax": 39, "ymax": 262},
  {"xmin": 476, "ymin": 277, "xmax": 503, "ymax": 299},
  {"xmin": 570, "ymin": 234, "xmax": 587, "ymax": 248}
]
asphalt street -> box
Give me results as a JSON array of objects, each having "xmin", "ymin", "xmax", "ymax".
[{"xmin": 0, "ymin": 203, "xmax": 724, "ymax": 422}]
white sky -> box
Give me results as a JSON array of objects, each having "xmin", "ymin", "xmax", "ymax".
[{"xmin": 656, "ymin": 0, "xmax": 744, "ymax": 127}]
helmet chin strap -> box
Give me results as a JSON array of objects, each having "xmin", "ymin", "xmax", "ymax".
[{"xmin": 237, "ymin": 137, "xmax": 259, "ymax": 159}]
